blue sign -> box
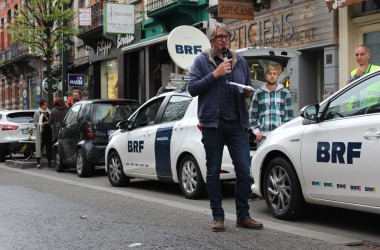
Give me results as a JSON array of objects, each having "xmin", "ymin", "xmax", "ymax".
[{"xmin": 68, "ymin": 74, "xmax": 86, "ymax": 87}]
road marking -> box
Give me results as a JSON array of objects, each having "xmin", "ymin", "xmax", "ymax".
[{"xmin": 1, "ymin": 165, "xmax": 360, "ymax": 246}]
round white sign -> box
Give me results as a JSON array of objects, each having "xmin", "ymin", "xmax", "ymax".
[
  {"xmin": 36, "ymin": 86, "xmax": 41, "ymax": 95},
  {"xmin": 167, "ymin": 25, "xmax": 211, "ymax": 70},
  {"xmin": 43, "ymin": 78, "xmax": 59, "ymax": 94}
]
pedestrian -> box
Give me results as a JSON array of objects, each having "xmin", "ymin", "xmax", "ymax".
[
  {"xmin": 249, "ymin": 63, "xmax": 294, "ymax": 144},
  {"xmin": 347, "ymin": 45, "xmax": 380, "ymax": 84},
  {"xmin": 188, "ymin": 22, "xmax": 263, "ymax": 232},
  {"xmin": 72, "ymin": 89, "xmax": 83, "ymax": 104},
  {"xmin": 33, "ymin": 99, "xmax": 53, "ymax": 169},
  {"xmin": 49, "ymin": 97, "xmax": 69, "ymax": 143}
]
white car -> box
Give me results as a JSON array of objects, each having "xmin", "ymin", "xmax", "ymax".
[
  {"xmin": 105, "ymin": 90, "xmax": 236, "ymax": 199},
  {"xmin": 251, "ymin": 69, "xmax": 380, "ymax": 219},
  {"xmin": 0, "ymin": 110, "xmax": 36, "ymax": 162}
]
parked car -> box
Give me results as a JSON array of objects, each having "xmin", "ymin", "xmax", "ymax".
[
  {"xmin": 0, "ymin": 110, "xmax": 36, "ymax": 162},
  {"xmin": 251, "ymin": 69, "xmax": 380, "ymax": 220},
  {"xmin": 53, "ymin": 99, "xmax": 140, "ymax": 177},
  {"xmin": 105, "ymin": 90, "xmax": 238, "ymax": 199}
]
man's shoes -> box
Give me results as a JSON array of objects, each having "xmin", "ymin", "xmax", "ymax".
[
  {"xmin": 211, "ymin": 219, "xmax": 225, "ymax": 232},
  {"xmin": 236, "ymin": 217, "xmax": 263, "ymax": 230},
  {"xmin": 36, "ymin": 164, "xmax": 42, "ymax": 170}
]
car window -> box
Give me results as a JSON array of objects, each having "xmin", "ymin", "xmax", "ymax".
[
  {"xmin": 161, "ymin": 95, "xmax": 192, "ymax": 123},
  {"xmin": 65, "ymin": 104, "xmax": 81, "ymax": 125},
  {"xmin": 131, "ymin": 98, "xmax": 164, "ymax": 128},
  {"xmin": 5, "ymin": 112, "xmax": 34, "ymax": 123},
  {"xmin": 92, "ymin": 102, "xmax": 139, "ymax": 124},
  {"xmin": 325, "ymin": 73, "xmax": 380, "ymax": 120}
]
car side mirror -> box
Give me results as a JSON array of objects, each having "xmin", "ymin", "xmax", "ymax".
[
  {"xmin": 300, "ymin": 104, "xmax": 318, "ymax": 121},
  {"xmin": 116, "ymin": 120, "xmax": 131, "ymax": 131}
]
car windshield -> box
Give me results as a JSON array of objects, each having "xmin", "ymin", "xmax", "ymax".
[
  {"xmin": 92, "ymin": 102, "xmax": 139, "ymax": 124},
  {"xmin": 6, "ymin": 112, "xmax": 35, "ymax": 123}
]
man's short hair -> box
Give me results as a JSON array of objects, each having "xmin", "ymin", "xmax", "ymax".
[
  {"xmin": 355, "ymin": 45, "xmax": 370, "ymax": 54},
  {"xmin": 208, "ymin": 22, "xmax": 233, "ymax": 41},
  {"xmin": 264, "ymin": 64, "xmax": 279, "ymax": 75}
]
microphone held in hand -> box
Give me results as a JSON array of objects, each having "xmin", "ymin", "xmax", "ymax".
[{"xmin": 222, "ymin": 47, "xmax": 228, "ymax": 61}]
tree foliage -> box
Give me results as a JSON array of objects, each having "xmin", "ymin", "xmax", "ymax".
[{"xmin": 9, "ymin": 0, "xmax": 77, "ymax": 107}]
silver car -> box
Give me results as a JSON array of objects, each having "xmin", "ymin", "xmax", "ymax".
[{"xmin": 0, "ymin": 110, "xmax": 35, "ymax": 162}]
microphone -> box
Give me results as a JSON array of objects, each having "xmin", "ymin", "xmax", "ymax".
[{"xmin": 221, "ymin": 47, "xmax": 228, "ymax": 61}]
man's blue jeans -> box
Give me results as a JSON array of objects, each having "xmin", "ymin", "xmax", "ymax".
[{"xmin": 201, "ymin": 119, "xmax": 251, "ymax": 221}]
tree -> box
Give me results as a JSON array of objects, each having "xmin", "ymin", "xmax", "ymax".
[{"xmin": 9, "ymin": 0, "xmax": 77, "ymax": 108}]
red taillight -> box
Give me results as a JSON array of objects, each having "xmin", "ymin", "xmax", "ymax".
[
  {"xmin": 0, "ymin": 124, "xmax": 19, "ymax": 130},
  {"xmin": 85, "ymin": 121, "xmax": 95, "ymax": 139}
]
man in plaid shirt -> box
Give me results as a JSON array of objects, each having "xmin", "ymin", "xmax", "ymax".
[{"xmin": 249, "ymin": 64, "xmax": 294, "ymax": 143}]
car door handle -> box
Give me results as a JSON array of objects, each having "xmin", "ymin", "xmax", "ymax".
[
  {"xmin": 363, "ymin": 131, "xmax": 380, "ymax": 139},
  {"xmin": 174, "ymin": 124, "xmax": 183, "ymax": 131}
]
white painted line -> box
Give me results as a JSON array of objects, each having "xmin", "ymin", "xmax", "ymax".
[{"xmin": 1, "ymin": 165, "xmax": 360, "ymax": 246}]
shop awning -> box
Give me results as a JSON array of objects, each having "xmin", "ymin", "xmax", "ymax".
[{"xmin": 122, "ymin": 33, "xmax": 169, "ymax": 53}]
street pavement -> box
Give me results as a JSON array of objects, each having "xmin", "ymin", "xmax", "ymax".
[{"xmin": 0, "ymin": 161, "xmax": 375, "ymax": 250}]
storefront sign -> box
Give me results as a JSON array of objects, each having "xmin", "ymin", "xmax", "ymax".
[
  {"xmin": 218, "ymin": 0, "xmax": 254, "ymax": 20},
  {"xmin": 68, "ymin": 74, "xmax": 86, "ymax": 87},
  {"xmin": 326, "ymin": 0, "xmax": 368, "ymax": 11},
  {"xmin": 104, "ymin": 3, "xmax": 135, "ymax": 34},
  {"xmin": 42, "ymin": 77, "xmax": 59, "ymax": 94},
  {"xmin": 116, "ymin": 34, "xmax": 135, "ymax": 49},
  {"xmin": 97, "ymin": 39, "xmax": 112, "ymax": 55},
  {"xmin": 228, "ymin": 0, "xmax": 340, "ymax": 51},
  {"xmin": 230, "ymin": 12, "xmax": 316, "ymax": 48}
]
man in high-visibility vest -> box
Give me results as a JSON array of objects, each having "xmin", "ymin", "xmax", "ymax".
[
  {"xmin": 347, "ymin": 45, "xmax": 380, "ymax": 84},
  {"xmin": 346, "ymin": 45, "xmax": 380, "ymax": 110}
]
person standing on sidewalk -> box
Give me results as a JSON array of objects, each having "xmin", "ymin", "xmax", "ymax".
[
  {"xmin": 33, "ymin": 99, "xmax": 53, "ymax": 168},
  {"xmin": 49, "ymin": 97, "xmax": 69, "ymax": 143},
  {"xmin": 188, "ymin": 22, "xmax": 263, "ymax": 232}
]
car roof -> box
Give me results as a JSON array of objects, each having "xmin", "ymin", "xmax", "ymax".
[{"xmin": 75, "ymin": 99, "xmax": 140, "ymax": 104}]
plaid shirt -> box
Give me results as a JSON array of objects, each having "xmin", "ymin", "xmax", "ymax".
[{"xmin": 249, "ymin": 83, "xmax": 294, "ymax": 133}]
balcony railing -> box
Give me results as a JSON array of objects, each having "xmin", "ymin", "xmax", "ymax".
[
  {"xmin": 145, "ymin": 0, "xmax": 177, "ymax": 11},
  {"xmin": 0, "ymin": 40, "xmax": 29, "ymax": 64}
]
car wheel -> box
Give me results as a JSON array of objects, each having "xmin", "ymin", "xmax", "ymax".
[
  {"xmin": 263, "ymin": 157, "xmax": 305, "ymax": 220},
  {"xmin": 0, "ymin": 152, "xmax": 5, "ymax": 162},
  {"xmin": 54, "ymin": 148, "xmax": 66, "ymax": 172},
  {"xmin": 76, "ymin": 148, "xmax": 93, "ymax": 178},
  {"xmin": 178, "ymin": 155, "xmax": 206, "ymax": 199},
  {"xmin": 107, "ymin": 151, "xmax": 130, "ymax": 187}
]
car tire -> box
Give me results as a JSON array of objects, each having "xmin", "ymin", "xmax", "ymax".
[
  {"xmin": 178, "ymin": 155, "xmax": 206, "ymax": 199},
  {"xmin": 263, "ymin": 157, "xmax": 305, "ymax": 220},
  {"xmin": 54, "ymin": 148, "xmax": 66, "ymax": 172},
  {"xmin": 107, "ymin": 151, "xmax": 130, "ymax": 187},
  {"xmin": 0, "ymin": 152, "xmax": 5, "ymax": 162},
  {"xmin": 76, "ymin": 148, "xmax": 93, "ymax": 178}
]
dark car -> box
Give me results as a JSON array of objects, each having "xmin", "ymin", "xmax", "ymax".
[{"xmin": 54, "ymin": 99, "xmax": 140, "ymax": 177}]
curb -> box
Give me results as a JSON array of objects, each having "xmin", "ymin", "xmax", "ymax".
[{"xmin": 5, "ymin": 160, "xmax": 37, "ymax": 169}]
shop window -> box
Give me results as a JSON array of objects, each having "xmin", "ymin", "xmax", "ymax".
[
  {"xmin": 362, "ymin": 0, "xmax": 380, "ymax": 13},
  {"xmin": 364, "ymin": 31, "xmax": 380, "ymax": 65}
]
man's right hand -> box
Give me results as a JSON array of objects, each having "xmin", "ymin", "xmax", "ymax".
[
  {"xmin": 356, "ymin": 65, "xmax": 367, "ymax": 77},
  {"xmin": 212, "ymin": 59, "xmax": 232, "ymax": 78},
  {"xmin": 255, "ymin": 132, "xmax": 264, "ymax": 142}
]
